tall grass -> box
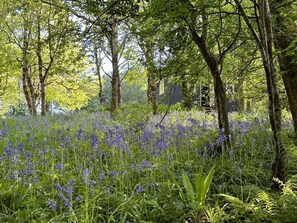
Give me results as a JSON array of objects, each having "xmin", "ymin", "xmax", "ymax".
[{"xmin": 0, "ymin": 109, "xmax": 296, "ymax": 222}]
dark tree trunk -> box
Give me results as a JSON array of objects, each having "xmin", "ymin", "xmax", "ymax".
[
  {"xmin": 27, "ymin": 73, "xmax": 37, "ymax": 116},
  {"xmin": 22, "ymin": 70, "xmax": 32, "ymax": 115},
  {"xmin": 182, "ymin": 80, "xmax": 194, "ymax": 110},
  {"xmin": 147, "ymin": 76, "xmax": 157, "ymax": 115},
  {"xmin": 236, "ymin": 81, "xmax": 244, "ymax": 112},
  {"xmin": 117, "ymin": 74, "xmax": 121, "ymax": 106},
  {"xmin": 235, "ymin": 0, "xmax": 288, "ymax": 181},
  {"xmin": 93, "ymin": 41, "xmax": 104, "ymax": 104},
  {"xmin": 282, "ymin": 74, "xmax": 297, "ymax": 138},
  {"xmin": 246, "ymin": 98, "xmax": 251, "ymax": 112},
  {"xmin": 261, "ymin": 0, "xmax": 287, "ymax": 182},
  {"xmin": 273, "ymin": 0, "xmax": 297, "ymax": 139},
  {"xmin": 189, "ymin": 26, "xmax": 231, "ymax": 147},
  {"xmin": 144, "ymin": 45, "xmax": 158, "ymax": 115},
  {"xmin": 200, "ymin": 83, "xmax": 211, "ymax": 112},
  {"xmin": 109, "ymin": 16, "xmax": 120, "ymax": 118}
]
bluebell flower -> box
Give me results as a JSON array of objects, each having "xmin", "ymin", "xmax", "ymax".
[
  {"xmin": 109, "ymin": 171, "xmax": 117, "ymax": 177},
  {"xmin": 69, "ymin": 179, "xmax": 75, "ymax": 187},
  {"xmin": 54, "ymin": 184, "xmax": 61, "ymax": 191},
  {"xmin": 139, "ymin": 159, "xmax": 153, "ymax": 169},
  {"xmin": 75, "ymin": 195, "xmax": 83, "ymax": 203},
  {"xmin": 136, "ymin": 185, "xmax": 145, "ymax": 194},
  {"xmin": 64, "ymin": 200, "xmax": 72, "ymax": 209},
  {"xmin": 99, "ymin": 171, "xmax": 105, "ymax": 180},
  {"xmin": 83, "ymin": 169, "xmax": 89, "ymax": 180},
  {"xmin": 105, "ymin": 188, "xmax": 111, "ymax": 194},
  {"xmin": 90, "ymin": 134, "xmax": 99, "ymax": 149},
  {"xmin": 57, "ymin": 163, "xmax": 63, "ymax": 172},
  {"xmin": 48, "ymin": 200, "xmax": 56, "ymax": 211}
]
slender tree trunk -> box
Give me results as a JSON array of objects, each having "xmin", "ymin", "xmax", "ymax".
[
  {"xmin": 282, "ymin": 73, "xmax": 297, "ymax": 138},
  {"xmin": 27, "ymin": 68, "xmax": 37, "ymax": 116},
  {"xmin": 93, "ymin": 41, "xmax": 104, "ymax": 104},
  {"xmin": 236, "ymin": 80, "xmax": 244, "ymax": 112},
  {"xmin": 144, "ymin": 45, "xmax": 158, "ymax": 115},
  {"xmin": 261, "ymin": 0, "xmax": 287, "ymax": 182},
  {"xmin": 22, "ymin": 70, "xmax": 32, "ymax": 115},
  {"xmin": 117, "ymin": 74, "xmax": 121, "ymax": 106},
  {"xmin": 273, "ymin": 0, "xmax": 297, "ymax": 139},
  {"xmin": 147, "ymin": 76, "xmax": 158, "ymax": 114},
  {"xmin": 22, "ymin": 12, "xmax": 35, "ymax": 116},
  {"xmin": 246, "ymin": 98, "xmax": 252, "ymax": 112},
  {"xmin": 37, "ymin": 16, "xmax": 46, "ymax": 116},
  {"xmin": 189, "ymin": 26, "xmax": 231, "ymax": 146},
  {"xmin": 235, "ymin": 0, "xmax": 288, "ymax": 181},
  {"xmin": 109, "ymin": 16, "xmax": 120, "ymax": 118},
  {"xmin": 182, "ymin": 80, "xmax": 194, "ymax": 110}
]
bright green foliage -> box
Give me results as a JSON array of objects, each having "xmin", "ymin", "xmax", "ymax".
[{"xmin": 170, "ymin": 165, "xmax": 216, "ymax": 220}]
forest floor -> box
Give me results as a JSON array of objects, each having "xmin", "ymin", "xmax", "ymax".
[{"xmin": 0, "ymin": 108, "xmax": 296, "ymax": 222}]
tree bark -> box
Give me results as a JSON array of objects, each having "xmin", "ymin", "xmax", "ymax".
[
  {"xmin": 144, "ymin": 45, "xmax": 158, "ymax": 115},
  {"xmin": 189, "ymin": 26, "xmax": 231, "ymax": 147},
  {"xmin": 22, "ymin": 10, "xmax": 37, "ymax": 116},
  {"xmin": 235, "ymin": 0, "xmax": 288, "ymax": 181},
  {"xmin": 273, "ymin": 0, "xmax": 297, "ymax": 139},
  {"xmin": 182, "ymin": 80, "xmax": 194, "ymax": 110},
  {"xmin": 93, "ymin": 41, "xmax": 104, "ymax": 104},
  {"xmin": 37, "ymin": 16, "xmax": 46, "ymax": 116},
  {"xmin": 109, "ymin": 16, "xmax": 120, "ymax": 118},
  {"xmin": 147, "ymin": 76, "xmax": 158, "ymax": 114}
]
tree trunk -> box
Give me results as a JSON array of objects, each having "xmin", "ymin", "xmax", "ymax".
[
  {"xmin": 182, "ymin": 80, "xmax": 194, "ymax": 110},
  {"xmin": 147, "ymin": 76, "xmax": 158, "ymax": 115},
  {"xmin": 117, "ymin": 74, "xmax": 121, "ymax": 106},
  {"xmin": 261, "ymin": 0, "xmax": 287, "ymax": 182},
  {"xmin": 27, "ymin": 68, "xmax": 37, "ymax": 116},
  {"xmin": 235, "ymin": 0, "xmax": 288, "ymax": 181},
  {"xmin": 37, "ymin": 17, "xmax": 46, "ymax": 116},
  {"xmin": 246, "ymin": 98, "xmax": 251, "ymax": 112},
  {"xmin": 273, "ymin": 0, "xmax": 297, "ymax": 139},
  {"xmin": 93, "ymin": 41, "xmax": 104, "ymax": 104},
  {"xmin": 109, "ymin": 16, "xmax": 120, "ymax": 118},
  {"xmin": 22, "ymin": 12, "xmax": 35, "ymax": 116},
  {"xmin": 22, "ymin": 70, "xmax": 32, "ymax": 115},
  {"xmin": 189, "ymin": 26, "xmax": 231, "ymax": 147},
  {"xmin": 144, "ymin": 45, "xmax": 158, "ymax": 115},
  {"xmin": 282, "ymin": 74, "xmax": 297, "ymax": 138}
]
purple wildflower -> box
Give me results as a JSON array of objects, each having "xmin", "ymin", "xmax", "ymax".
[
  {"xmin": 48, "ymin": 200, "xmax": 56, "ymax": 211},
  {"xmin": 99, "ymin": 171, "xmax": 105, "ymax": 180},
  {"xmin": 83, "ymin": 169, "xmax": 89, "ymax": 180},
  {"xmin": 136, "ymin": 185, "xmax": 145, "ymax": 194}
]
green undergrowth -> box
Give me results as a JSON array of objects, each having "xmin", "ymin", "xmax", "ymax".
[{"xmin": 0, "ymin": 109, "xmax": 296, "ymax": 222}]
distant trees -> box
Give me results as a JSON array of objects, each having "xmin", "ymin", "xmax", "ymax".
[{"xmin": 0, "ymin": 0, "xmax": 97, "ymax": 115}]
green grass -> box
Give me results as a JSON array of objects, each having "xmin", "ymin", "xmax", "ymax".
[{"xmin": 0, "ymin": 109, "xmax": 296, "ymax": 222}]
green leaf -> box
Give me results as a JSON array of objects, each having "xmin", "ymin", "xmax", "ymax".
[
  {"xmin": 201, "ymin": 165, "xmax": 216, "ymax": 202},
  {"xmin": 196, "ymin": 166, "xmax": 204, "ymax": 204},
  {"xmin": 169, "ymin": 170, "xmax": 186, "ymax": 203},
  {"xmin": 182, "ymin": 170, "xmax": 195, "ymax": 203}
]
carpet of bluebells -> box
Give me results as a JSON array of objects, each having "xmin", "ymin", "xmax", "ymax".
[{"xmin": 0, "ymin": 110, "xmax": 296, "ymax": 223}]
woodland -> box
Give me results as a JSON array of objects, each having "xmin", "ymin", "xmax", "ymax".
[{"xmin": 0, "ymin": 0, "xmax": 297, "ymax": 222}]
